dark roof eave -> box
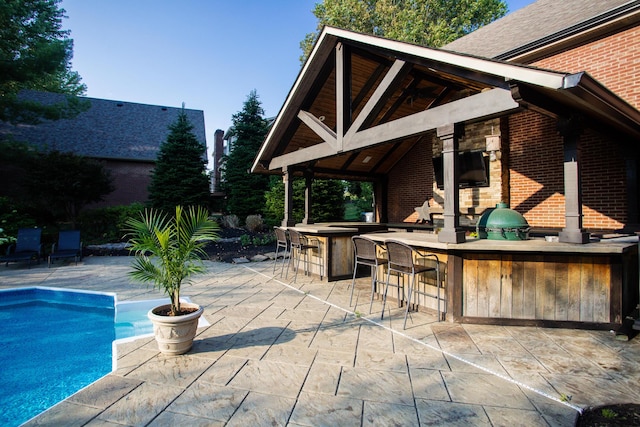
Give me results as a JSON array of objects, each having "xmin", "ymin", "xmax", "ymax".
[
  {"xmin": 495, "ymin": 2, "xmax": 640, "ymax": 61},
  {"xmin": 561, "ymin": 72, "xmax": 640, "ymax": 138}
]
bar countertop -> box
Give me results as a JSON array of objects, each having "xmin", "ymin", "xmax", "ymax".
[
  {"xmin": 361, "ymin": 231, "xmax": 639, "ymax": 254},
  {"xmin": 287, "ymin": 225, "xmax": 359, "ymax": 234}
]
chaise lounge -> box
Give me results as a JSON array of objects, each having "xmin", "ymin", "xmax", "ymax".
[{"xmin": 1, "ymin": 228, "xmax": 43, "ymax": 268}]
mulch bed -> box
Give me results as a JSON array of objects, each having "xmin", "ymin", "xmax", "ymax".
[
  {"xmin": 83, "ymin": 227, "xmax": 275, "ymax": 264},
  {"xmin": 577, "ymin": 403, "xmax": 640, "ymax": 426},
  {"xmin": 204, "ymin": 228, "xmax": 274, "ymax": 263}
]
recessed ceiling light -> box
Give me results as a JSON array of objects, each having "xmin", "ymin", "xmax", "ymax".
[{"xmin": 362, "ymin": 156, "xmax": 372, "ymax": 164}]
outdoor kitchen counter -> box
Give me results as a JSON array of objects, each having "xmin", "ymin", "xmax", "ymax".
[
  {"xmin": 286, "ymin": 225, "xmax": 360, "ymax": 281},
  {"xmin": 361, "ymin": 231, "xmax": 638, "ymax": 254},
  {"xmin": 360, "ymin": 232, "xmax": 639, "ymax": 327}
]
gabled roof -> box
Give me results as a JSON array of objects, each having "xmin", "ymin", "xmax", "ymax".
[
  {"xmin": 444, "ymin": 0, "xmax": 639, "ymax": 61},
  {"xmin": 252, "ymin": 26, "xmax": 640, "ymax": 178},
  {"xmin": 0, "ymin": 91, "xmax": 207, "ymax": 162}
]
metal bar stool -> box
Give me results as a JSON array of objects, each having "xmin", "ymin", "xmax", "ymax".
[
  {"xmin": 349, "ymin": 235, "xmax": 388, "ymax": 313},
  {"xmin": 287, "ymin": 229, "xmax": 323, "ymax": 282},
  {"xmin": 383, "ymin": 239, "xmax": 442, "ymax": 329},
  {"xmin": 273, "ymin": 227, "xmax": 289, "ymax": 277}
]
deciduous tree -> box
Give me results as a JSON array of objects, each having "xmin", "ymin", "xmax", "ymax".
[
  {"xmin": 300, "ymin": 0, "xmax": 507, "ymax": 61},
  {"xmin": 0, "ymin": 0, "xmax": 88, "ymax": 123}
]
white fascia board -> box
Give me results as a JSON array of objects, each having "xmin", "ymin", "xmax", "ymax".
[{"xmin": 324, "ymin": 27, "xmax": 567, "ymax": 89}]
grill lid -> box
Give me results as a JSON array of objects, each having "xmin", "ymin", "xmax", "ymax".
[{"xmin": 477, "ymin": 202, "xmax": 530, "ymax": 240}]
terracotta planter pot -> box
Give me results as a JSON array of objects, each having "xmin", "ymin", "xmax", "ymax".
[{"xmin": 147, "ymin": 302, "xmax": 203, "ymax": 355}]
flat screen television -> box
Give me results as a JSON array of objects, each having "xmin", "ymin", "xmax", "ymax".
[{"xmin": 432, "ymin": 150, "xmax": 489, "ymax": 189}]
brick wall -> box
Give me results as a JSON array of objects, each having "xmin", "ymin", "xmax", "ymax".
[
  {"xmin": 88, "ymin": 160, "xmax": 153, "ymax": 208},
  {"xmin": 386, "ymin": 111, "xmax": 627, "ymax": 231},
  {"xmin": 532, "ymin": 25, "xmax": 640, "ymax": 110},
  {"xmin": 506, "ymin": 25, "xmax": 637, "ymax": 231},
  {"xmin": 509, "ymin": 110, "xmax": 626, "ymax": 230},
  {"xmin": 387, "ymin": 138, "xmax": 433, "ymax": 223},
  {"xmin": 385, "ymin": 25, "xmax": 636, "ymax": 231}
]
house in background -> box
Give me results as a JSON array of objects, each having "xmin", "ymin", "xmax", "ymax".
[{"xmin": 0, "ymin": 91, "xmax": 207, "ymax": 207}]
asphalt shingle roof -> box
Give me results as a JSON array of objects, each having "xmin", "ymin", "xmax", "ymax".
[
  {"xmin": 0, "ymin": 91, "xmax": 207, "ymax": 162},
  {"xmin": 443, "ymin": 0, "xmax": 633, "ymax": 59}
]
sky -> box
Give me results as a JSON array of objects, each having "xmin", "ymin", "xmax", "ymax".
[{"xmin": 60, "ymin": 0, "xmax": 536, "ymax": 167}]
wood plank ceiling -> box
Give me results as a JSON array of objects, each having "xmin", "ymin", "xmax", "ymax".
[{"xmin": 261, "ymin": 43, "xmax": 494, "ymax": 181}]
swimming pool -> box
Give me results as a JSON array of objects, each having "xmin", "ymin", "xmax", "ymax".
[
  {"xmin": 0, "ymin": 288, "xmax": 203, "ymax": 427},
  {"xmin": 0, "ymin": 287, "xmax": 115, "ymax": 426}
]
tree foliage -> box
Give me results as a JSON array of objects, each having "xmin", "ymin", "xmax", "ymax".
[
  {"xmin": 264, "ymin": 177, "xmax": 346, "ymax": 225},
  {"xmin": 0, "ymin": 0, "xmax": 88, "ymax": 123},
  {"xmin": 148, "ymin": 110, "xmax": 210, "ymax": 212},
  {"xmin": 220, "ymin": 90, "xmax": 270, "ymax": 222},
  {"xmin": 300, "ymin": 0, "xmax": 507, "ymax": 61},
  {"xmin": 26, "ymin": 150, "xmax": 114, "ymax": 226},
  {"xmin": 0, "ymin": 140, "xmax": 114, "ymax": 227}
]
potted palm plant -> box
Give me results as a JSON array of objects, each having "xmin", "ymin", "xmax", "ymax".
[{"xmin": 125, "ymin": 205, "xmax": 219, "ymax": 355}]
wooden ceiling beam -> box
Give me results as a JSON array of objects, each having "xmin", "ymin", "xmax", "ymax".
[
  {"xmin": 297, "ymin": 110, "xmax": 337, "ymax": 149},
  {"xmin": 345, "ymin": 59, "xmax": 413, "ymax": 140},
  {"xmin": 269, "ymin": 141, "xmax": 337, "ymax": 170},
  {"xmin": 346, "ymin": 88, "xmax": 520, "ymax": 150}
]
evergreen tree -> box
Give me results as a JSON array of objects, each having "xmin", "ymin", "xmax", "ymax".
[
  {"xmin": 148, "ymin": 109, "xmax": 210, "ymax": 212},
  {"xmin": 312, "ymin": 179, "xmax": 345, "ymax": 222},
  {"xmin": 221, "ymin": 90, "xmax": 270, "ymax": 222}
]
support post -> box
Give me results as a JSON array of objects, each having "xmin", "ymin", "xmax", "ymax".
[
  {"xmin": 557, "ymin": 116, "xmax": 590, "ymax": 244},
  {"xmin": 281, "ymin": 167, "xmax": 295, "ymax": 227},
  {"xmin": 438, "ymin": 123, "xmax": 466, "ymax": 243},
  {"xmin": 625, "ymin": 155, "xmax": 639, "ymax": 226},
  {"xmin": 302, "ymin": 171, "xmax": 314, "ymax": 224}
]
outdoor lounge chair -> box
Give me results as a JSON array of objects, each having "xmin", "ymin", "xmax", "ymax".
[
  {"xmin": 1, "ymin": 228, "xmax": 43, "ymax": 268},
  {"xmin": 48, "ymin": 230, "xmax": 82, "ymax": 267}
]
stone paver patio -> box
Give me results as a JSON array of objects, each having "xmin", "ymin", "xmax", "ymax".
[{"xmin": 2, "ymin": 256, "xmax": 639, "ymax": 426}]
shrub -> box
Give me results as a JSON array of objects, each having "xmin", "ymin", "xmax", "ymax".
[
  {"xmin": 240, "ymin": 233, "xmax": 276, "ymax": 247},
  {"xmin": 220, "ymin": 214, "xmax": 240, "ymax": 229},
  {"xmin": 78, "ymin": 203, "xmax": 145, "ymax": 244},
  {"xmin": 0, "ymin": 197, "xmax": 38, "ymax": 236},
  {"xmin": 245, "ymin": 214, "xmax": 264, "ymax": 232},
  {"xmin": 240, "ymin": 234, "xmax": 252, "ymax": 246}
]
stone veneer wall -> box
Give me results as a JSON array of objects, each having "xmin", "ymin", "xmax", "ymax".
[{"xmin": 386, "ymin": 119, "xmax": 505, "ymax": 224}]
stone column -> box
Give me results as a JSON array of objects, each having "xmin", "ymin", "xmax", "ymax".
[
  {"xmin": 557, "ymin": 116, "xmax": 590, "ymax": 244},
  {"xmin": 302, "ymin": 171, "xmax": 314, "ymax": 224},
  {"xmin": 438, "ymin": 123, "xmax": 466, "ymax": 243},
  {"xmin": 281, "ymin": 167, "xmax": 296, "ymax": 227}
]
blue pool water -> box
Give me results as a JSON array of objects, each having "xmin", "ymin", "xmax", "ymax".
[
  {"xmin": 0, "ymin": 288, "xmax": 117, "ymax": 427},
  {"xmin": 0, "ymin": 289, "xmax": 206, "ymax": 426}
]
